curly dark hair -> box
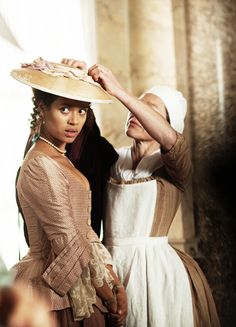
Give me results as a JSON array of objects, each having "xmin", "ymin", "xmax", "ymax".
[{"xmin": 30, "ymin": 88, "xmax": 58, "ymax": 130}]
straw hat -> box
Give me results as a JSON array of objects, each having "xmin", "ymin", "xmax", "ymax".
[{"xmin": 10, "ymin": 57, "xmax": 112, "ymax": 104}]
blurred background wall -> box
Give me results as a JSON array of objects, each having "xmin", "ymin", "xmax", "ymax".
[{"xmin": 0, "ymin": 0, "xmax": 235, "ymax": 325}]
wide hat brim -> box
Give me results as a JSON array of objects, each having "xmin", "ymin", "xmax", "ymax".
[{"xmin": 11, "ymin": 68, "xmax": 112, "ymax": 104}]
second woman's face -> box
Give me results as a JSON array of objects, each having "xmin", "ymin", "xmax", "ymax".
[
  {"xmin": 41, "ymin": 96, "xmax": 89, "ymax": 146},
  {"xmin": 125, "ymin": 93, "xmax": 168, "ymax": 142}
]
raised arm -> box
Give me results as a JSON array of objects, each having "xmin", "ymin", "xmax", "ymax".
[
  {"xmin": 88, "ymin": 64, "xmax": 177, "ymax": 152},
  {"xmin": 61, "ymin": 59, "xmax": 177, "ymax": 152}
]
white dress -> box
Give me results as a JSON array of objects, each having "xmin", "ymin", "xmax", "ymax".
[{"xmin": 103, "ymin": 146, "xmax": 194, "ymax": 327}]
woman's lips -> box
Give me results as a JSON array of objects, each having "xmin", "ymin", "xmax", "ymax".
[
  {"xmin": 64, "ymin": 130, "xmax": 78, "ymax": 138},
  {"xmin": 128, "ymin": 120, "xmax": 141, "ymax": 128}
]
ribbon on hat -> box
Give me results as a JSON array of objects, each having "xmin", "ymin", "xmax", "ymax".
[{"xmin": 21, "ymin": 57, "xmax": 97, "ymax": 85}]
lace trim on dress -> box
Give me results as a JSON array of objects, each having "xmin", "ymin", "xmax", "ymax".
[{"xmin": 69, "ymin": 242, "xmax": 114, "ymax": 321}]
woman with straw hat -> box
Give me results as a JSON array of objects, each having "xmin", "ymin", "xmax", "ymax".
[{"xmin": 10, "ymin": 58, "xmax": 127, "ymax": 327}]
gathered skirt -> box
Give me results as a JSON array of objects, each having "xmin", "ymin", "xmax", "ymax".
[
  {"xmin": 105, "ymin": 236, "xmax": 220, "ymax": 327},
  {"xmin": 52, "ymin": 305, "xmax": 106, "ymax": 327}
]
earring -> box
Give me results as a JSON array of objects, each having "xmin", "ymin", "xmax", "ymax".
[
  {"xmin": 39, "ymin": 115, "xmax": 45, "ymax": 125},
  {"xmin": 32, "ymin": 133, "xmax": 40, "ymax": 143}
]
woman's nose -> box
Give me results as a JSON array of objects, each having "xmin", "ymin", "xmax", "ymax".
[{"xmin": 68, "ymin": 112, "xmax": 78, "ymax": 125}]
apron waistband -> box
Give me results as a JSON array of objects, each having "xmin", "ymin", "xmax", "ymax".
[{"xmin": 104, "ymin": 236, "xmax": 168, "ymax": 246}]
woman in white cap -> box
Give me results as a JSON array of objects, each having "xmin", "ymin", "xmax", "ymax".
[
  {"xmin": 81, "ymin": 63, "xmax": 220, "ymax": 327},
  {"xmin": 10, "ymin": 58, "xmax": 127, "ymax": 327}
]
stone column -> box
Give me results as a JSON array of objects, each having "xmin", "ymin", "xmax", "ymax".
[
  {"xmin": 95, "ymin": 0, "xmax": 131, "ymax": 148},
  {"xmin": 128, "ymin": 0, "xmax": 177, "ymax": 95}
]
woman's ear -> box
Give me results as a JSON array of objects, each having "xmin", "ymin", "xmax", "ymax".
[{"xmin": 37, "ymin": 101, "xmax": 46, "ymax": 124}]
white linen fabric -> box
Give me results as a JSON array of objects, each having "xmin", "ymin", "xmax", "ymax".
[
  {"xmin": 110, "ymin": 147, "xmax": 163, "ymax": 181},
  {"xmin": 104, "ymin": 147, "xmax": 194, "ymax": 327}
]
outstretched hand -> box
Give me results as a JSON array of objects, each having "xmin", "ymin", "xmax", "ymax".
[
  {"xmin": 61, "ymin": 59, "xmax": 124, "ymax": 98},
  {"xmin": 88, "ymin": 64, "xmax": 124, "ymax": 97}
]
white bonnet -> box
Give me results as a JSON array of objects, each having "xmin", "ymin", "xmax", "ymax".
[{"xmin": 141, "ymin": 85, "xmax": 187, "ymax": 133}]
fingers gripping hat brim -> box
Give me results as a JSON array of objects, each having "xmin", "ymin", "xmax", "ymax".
[{"xmin": 10, "ymin": 60, "xmax": 112, "ymax": 104}]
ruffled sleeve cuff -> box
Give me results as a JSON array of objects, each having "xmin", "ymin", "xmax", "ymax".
[
  {"xmin": 42, "ymin": 232, "xmax": 91, "ymax": 297},
  {"xmin": 69, "ymin": 242, "xmax": 114, "ymax": 321}
]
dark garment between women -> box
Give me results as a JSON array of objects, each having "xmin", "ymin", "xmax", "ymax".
[{"xmin": 66, "ymin": 121, "xmax": 118, "ymax": 236}]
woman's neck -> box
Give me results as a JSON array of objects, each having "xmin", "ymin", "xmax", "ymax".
[
  {"xmin": 131, "ymin": 140, "xmax": 160, "ymax": 170},
  {"xmin": 39, "ymin": 131, "xmax": 66, "ymax": 152}
]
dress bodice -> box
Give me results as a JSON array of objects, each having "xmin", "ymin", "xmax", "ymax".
[{"xmin": 13, "ymin": 151, "xmax": 113, "ymax": 318}]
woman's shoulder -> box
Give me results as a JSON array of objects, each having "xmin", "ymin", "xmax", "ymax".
[
  {"xmin": 17, "ymin": 151, "xmax": 70, "ymax": 196},
  {"xmin": 23, "ymin": 151, "xmax": 60, "ymax": 169},
  {"xmin": 21, "ymin": 151, "xmax": 67, "ymax": 181}
]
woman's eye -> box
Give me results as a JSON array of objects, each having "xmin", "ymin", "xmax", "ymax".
[
  {"xmin": 60, "ymin": 107, "xmax": 70, "ymax": 113},
  {"xmin": 79, "ymin": 108, "xmax": 88, "ymax": 115}
]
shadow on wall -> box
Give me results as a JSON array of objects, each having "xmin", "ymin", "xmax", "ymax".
[
  {"xmin": 211, "ymin": 143, "xmax": 236, "ymax": 326},
  {"xmin": 193, "ymin": 138, "xmax": 236, "ymax": 327}
]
